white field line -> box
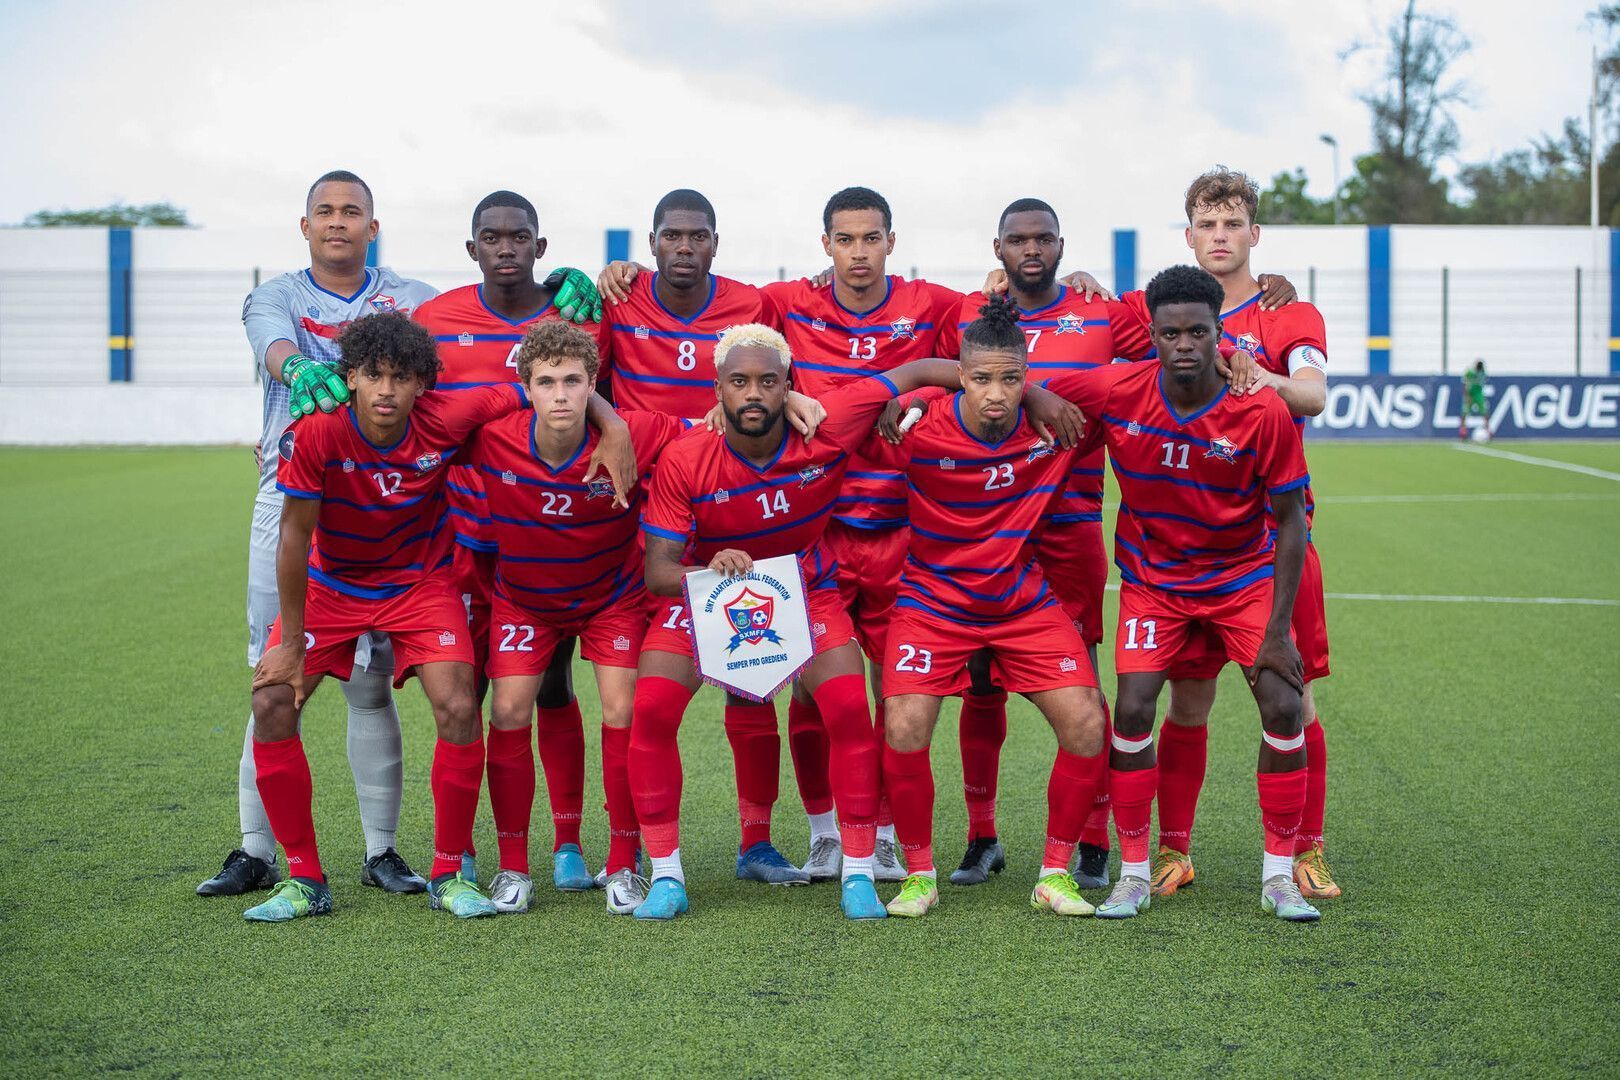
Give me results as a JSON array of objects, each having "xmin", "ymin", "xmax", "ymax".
[
  {"xmin": 1317, "ymin": 492, "xmax": 1620, "ymax": 504},
  {"xmin": 1453, "ymin": 443, "xmax": 1620, "ymax": 482},
  {"xmin": 1101, "ymin": 583, "xmax": 1617, "ymax": 606}
]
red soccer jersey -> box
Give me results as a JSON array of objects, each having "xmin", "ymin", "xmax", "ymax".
[
  {"xmin": 861, "ymin": 394, "xmax": 1102, "ymax": 625},
  {"xmin": 939, "ymin": 287, "xmax": 1152, "ymax": 526},
  {"xmin": 1046, "ymin": 363, "xmax": 1309, "ymax": 597},
  {"xmin": 464, "ymin": 410, "xmax": 688, "ymax": 620},
  {"xmin": 276, "ymin": 384, "xmax": 527, "ymax": 599},
  {"xmin": 760, "ymin": 275, "xmax": 963, "ymax": 528},
  {"xmin": 640, "ymin": 376, "xmax": 899, "ymax": 589},
  {"xmin": 413, "ymin": 284, "xmax": 595, "ymax": 553},
  {"xmin": 597, "ymin": 272, "xmax": 777, "ymax": 418}
]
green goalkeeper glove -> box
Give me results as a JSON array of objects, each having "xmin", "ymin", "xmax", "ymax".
[
  {"xmin": 545, "ymin": 267, "xmax": 603, "ymax": 324},
  {"xmin": 282, "ymin": 353, "xmax": 349, "ymax": 418}
]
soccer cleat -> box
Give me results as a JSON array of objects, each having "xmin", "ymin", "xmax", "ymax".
[
  {"xmin": 803, "ymin": 836, "xmax": 844, "ymax": 882},
  {"xmin": 885, "ymin": 874, "xmax": 939, "ymax": 918},
  {"xmin": 1262, "ymin": 875, "xmax": 1322, "ymax": 922},
  {"xmin": 488, "ymin": 870, "xmax": 533, "ymax": 914},
  {"xmin": 243, "ymin": 877, "xmax": 330, "ymax": 922},
  {"xmin": 1073, "ymin": 842, "xmax": 1111, "ymax": 890},
  {"xmin": 948, "ymin": 837, "xmax": 1005, "ymax": 886},
  {"xmin": 552, "ymin": 844, "xmax": 596, "ymax": 891},
  {"xmin": 1030, "ymin": 871, "xmax": 1096, "ymax": 916},
  {"xmin": 1293, "ymin": 844, "xmax": 1342, "ymax": 899},
  {"xmin": 428, "ymin": 872, "xmax": 498, "ymax": 919},
  {"xmin": 1096, "ymin": 875, "xmax": 1152, "ymax": 919},
  {"xmin": 594, "ymin": 851, "xmax": 646, "ymax": 889},
  {"xmin": 460, "ymin": 852, "xmax": 477, "ymax": 886},
  {"xmin": 633, "ymin": 877, "xmax": 689, "ymax": 921},
  {"xmin": 873, "ymin": 837, "xmax": 908, "ymax": 883},
  {"xmin": 604, "ymin": 869, "xmax": 650, "ymax": 915},
  {"xmin": 839, "ymin": 874, "xmax": 887, "ymax": 920},
  {"xmin": 735, "ymin": 841, "xmax": 811, "ymax": 885},
  {"xmin": 1149, "ymin": 846, "xmax": 1196, "ymax": 897},
  {"xmin": 198, "ymin": 848, "xmax": 279, "ymax": 897},
  {"xmin": 360, "ymin": 848, "xmax": 427, "ymax": 894}
]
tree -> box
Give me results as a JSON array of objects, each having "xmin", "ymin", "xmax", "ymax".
[
  {"xmin": 1455, "ymin": 119, "xmax": 1592, "ymax": 224},
  {"xmin": 22, "ymin": 201, "xmax": 190, "ymax": 227},
  {"xmin": 1257, "ymin": 168, "xmax": 1338, "ymax": 225}
]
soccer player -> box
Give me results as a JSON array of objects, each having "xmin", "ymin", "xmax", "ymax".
[
  {"xmin": 1460, "ymin": 360, "xmax": 1489, "ymax": 440},
  {"xmin": 412, "ymin": 190, "xmax": 611, "ymax": 895},
  {"xmin": 242, "ymin": 313, "xmax": 529, "ymax": 922},
  {"xmin": 862, "ymin": 296, "xmax": 1109, "ymax": 920},
  {"xmin": 463, "ymin": 322, "xmax": 688, "ymax": 916},
  {"xmin": 1044, "ymin": 265, "xmax": 1321, "ymax": 922},
  {"xmin": 1122, "ymin": 170, "xmax": 1337, "ymax": 900},
  {"xmin": 200, "ymin": 171, "xmax": 436, "ymax": 899}
]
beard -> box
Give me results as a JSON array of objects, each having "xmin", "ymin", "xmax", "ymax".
[
  {"xmin": 725, "ymin": 402, "xmax": 782, "ymax": 436},
  {"xmin": 979, "ymin": 415, "xmax": 1011, "ymax": 442},
  {"xmin": 1013, "ymin": 262, "xmax": 1058, "ymax": 295}
]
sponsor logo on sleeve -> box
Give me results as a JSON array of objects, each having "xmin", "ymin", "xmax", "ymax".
[
  {"xmin": 458, "ymin": 332, "xmax": 475, "ymax": 347},
  {"xmin": 278, "ymin": 430, "xmax": 296, "ymax": 461}
]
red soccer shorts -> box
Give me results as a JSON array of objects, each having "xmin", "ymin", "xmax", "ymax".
[
  {"xmin": 824, "ymin": 520, "xmax": 908, "ymax": 661},
  {"xmin": 486, "ymin": 586, "xmax": 649, "ymax": 679},
  {"xmin": 266, "ymin": 576, "xmax": 473, "ymax": 687},
  {"xmin": 1165, "ymin": 544, "xmax": 1330, "ymax": 682},
  {"xmin": 1116, "ymin": 578, "xmax": 1291, "ymax": 675},
  {"xmin": 454, "ymin": 544, "xmax": 497, "ymax": 676},
  {"xmin": 1034, "ymin": 520, "xmax": 1107, "ymax": 647},
  {"xmin": 883, "ymin": 601, "xmax": 1099, "ymax": 698},
  {"xmin": 641, "ymin": 585, "xmax": 857, "ymax": 659}
]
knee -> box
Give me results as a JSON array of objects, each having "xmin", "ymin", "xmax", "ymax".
[
  {"xmin": 434, "ymin": 690, "xmax": 482, "ymax": 743},
  {"xmin": 252, "ymin": 687, "xmax": 298, "ymax": 742},
  {"xmin": 1258, "ymin": 685, "xmax": 1303, "ymax": 736},
  {"xmin": 1112, "ymin": 692, "xmax": 1157, "ymax": 739},
  {"xmin": 600, "ymin": 698, "xmax": 633, "ymax": 730},
  {"xmin": 884, "ymin": 708, "xmax": 930, "ymax": 753},
  {"xmin": 490, "ymin": 698, "xmax": 533, "ymax": 732}
]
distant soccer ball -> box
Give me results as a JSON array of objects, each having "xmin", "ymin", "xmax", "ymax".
[{"xmin": 1470, "ymin": 425, "xmax": 1490, "ymax": 443}]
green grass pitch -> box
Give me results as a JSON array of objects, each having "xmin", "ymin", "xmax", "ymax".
[{"xmin": 1, "ymin": 441, "xmax": 1616, "ymax": 1074}]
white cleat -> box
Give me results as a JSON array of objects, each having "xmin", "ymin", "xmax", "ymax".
[
  {"xmin": 873, "ymin": 838, "xmax": 908, "ymax": 883},
  {"xmin": 594, "ymin": 850, "xmax": 646, "ymax": 889},
  {"xmin": 803, "ymin": 836, "xmax": 843, "ymax": 882},
  {"xmin": 604, "ymin": 868, "xmax": 651, "ymax": 915},
  {"xmin": 488, "ymin": 870, "xmax": 533, "ymax": 915}
]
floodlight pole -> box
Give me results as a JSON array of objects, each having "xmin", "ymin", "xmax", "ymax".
[{"xmin": 1320, "ymin": 133, "xmax": 1341, "ymax": 225}]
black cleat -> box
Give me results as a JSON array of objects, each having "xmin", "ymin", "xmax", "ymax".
[
  {"xmin": 197, "ymin": 848, "xmax": 280, "ymax": 897},
  {"xmin": 949, "ymin": 836, "xmax": 1006, "ymax": 886},
  {"xmin": 361, "ymin": 848, "xmax": 428, "ymax": 893},
  {"xmin": 1074, "ymin": 842, "xmax": 1111, "ymax": 890}
]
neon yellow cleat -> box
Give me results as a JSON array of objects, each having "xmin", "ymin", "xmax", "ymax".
[
  {"xmin": 1030, "ymin": 872, "xmax": 1095, "ymax": 916},
  {"xmin": 1293, "ymin": 843, "xmax": 1341, "ymax": 899},
  {"xmin": 885, "ymin": 873, "xmax": 939, "ymax": 918},
  {"xmin": 1149, "ymin": 845, "xmax": 1195, "ymax": 897}
]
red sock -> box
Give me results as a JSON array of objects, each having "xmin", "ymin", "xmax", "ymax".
[
  {"xmin": 811, "ymin": 674, "xmax": 877, "ymax": 860},
  {"xmin": 535, "ymin": 700, "xmax": 585, "ymax": 852},
  {"xmin": 1297, "ymin": 715, "xmax": 1328, "ymax": 853},
  {"xmin": 1110, "ymin": 765, "xmax": 1158, "ymax": 866},
  {"xmin": 1258, "ymin": 766, "xmax": 1307, "ymax": 857},
  {"xmin": 882, "ymin": 743, "xmax": 935, "ymax": 874},
  {"xmin": 628, "ymin": 676, "xmax": 692, "ymax": 859},
  {"xmin": 600, "ymin": 724, "xmax": 640, "ymax": 874},
  {"xmin": 431, "ymin": 736, "xmax": 485, "ymax": 880},
  {"xmin": 252, "ymin": 736, "xmax": 322, "ymax": 880},
  {"xmin": 484, "ymin": 726, "xmax": 535, "ymax": 874},
  {"xmin": 1043, "ymin": 748, "xmax": 1105, "ymax": 870},
  {"xmin": 874, "ymin": 700, "xmax": 894, "ymax": 828},
  {"xmin": 725, "ymin": 701, "xmax": 779, "ymax": 851},
  {"xmin": 1078, "ymin": 702, "xmax": 1112, "ymax": 849},
  {"xmin": 787, "ymin": 696, "xmax": 834, "ymax": 816},
  {"xmin": 958, "ymin": 689, "xmax": 1008, "ymax": 842},
  {"xmin": 1155, "ymin": 720, "xmax": 1208, "ymax": 855}
]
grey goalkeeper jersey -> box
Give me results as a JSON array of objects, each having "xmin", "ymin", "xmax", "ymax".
[{"xmin": 242, "ymin": 267, "xmax": 437, "ymax": 504}]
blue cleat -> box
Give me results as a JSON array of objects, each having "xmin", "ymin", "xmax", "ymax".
[
  {"xmin": 243, "ymin": 877, "xmax": 331, "ymax": 923},
  {"xmin": 552, "ymin": 843, "xmax": 595, "ymax": 891},
  {"xmin": 460, "ymin": 852, "xmax": 477, "ymax": 886},
  {"xmin": 633, "ymin": 877, "xmax": 690, "ymax": 921},
  {"xmin": 428, "ymin": 872, "xmax": 498, "ymax": 919},
  {"xmin": 735, "ymin": 841, "xmax": 811, "ymax": 886},
  {"xmin": 839, "ymin": 874, "xmax": 887, "ymax": 920}
]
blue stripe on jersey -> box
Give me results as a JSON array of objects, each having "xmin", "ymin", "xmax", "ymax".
[
  {"xmin": 912, "ymin": 448, "xmax": 1029, "ymax": 469},
  {"xmin": 905, "ymin": 558, "xmax": 1036, "ymax": 602},
  {"xmin": 438, "ymin": 381, "xmax": 508, "ymax": 390},
  {"xmin": 489, "ymin": 507, "xmax": 634, "ymax": 530},
  {"xmin": 446, "ymin": 481, "xmax": 486, "ymax": 499},
  {"xmin": 502, "ymin": 562, "xmax": 622, "ymax": 596},
  {"xmin": 1117, "ymin": 560, "xmax": 1274, "ymax": 598},
  {"xmin": 1028, "ymin": 360, "xmax": 1104, "ymax": 371},
  {"xmin": 641, "ymin": 522, "xmax": 689, "ymax": 543},
  {"xmin": 497, "ymin": 571, "xmax": 638, "ymax": 619},
  {"xmin": 278, "ymin": 483, "xmax": 322, "ymax": 500},
  {"xmin": 911, "ymin": 521, "xmax": 1033, "ymax": 543},
  {"xmin": 309, "ymin": 565, "xmax": 413, "ymax": 601},
  {"xmin": 782, "ymin": 312, "xmax": 936, "ymax": 337},
  {"xmin": 610, "ymin": 323, "xmax": 719, "ymax": 342},
  {"xmin": 1269, "ymin": 474, "xmax": 1311, "ymax": 495},
  {"xmin": 502, "ymin": 548, "xmax": 621, "ymax": 564},
  {"xmin": 691, "ymin": 469, "xmax": 836, "ymax": 504},
  {"xmin": 1111, "ymin": 463, "xmax": 1259, "ymax": 496},
  {"xmin": 793, "ymin": 358, "xmax": 887, "ymax": 376},
  {"xmin": 611, "ymin": 368, "xmax": 714, "ymax": 387},
  {"xmin": 1123, "ymin": 504, "xmax": 1266, "ymax": 532},
  {"xmin": 704, "ymin": 502, "xmax": 834, "ymax": 544},
  {"xmin": 830, "ymin": 514, "xmax": 907, "ymax": 529},
  {"xmin": 833, "ymin": 495, "xmax": 907, "ymax": 506},
  {"xmin": 432, "ymin": 334, "xmax": 523, "ymax": 344},
  {"xmin": 909, "ymin": 481, "xmax": 1059, "ymax": 509},
  {"xmin": 448, "ymin": 507, "xmax": 491, "ymax": 526},
  {"xmin": 475, "ymin": 463, "xmax": 598, "ymax": 493},
  {"xmin": 1047, "ymin": 512, "xmax": 1104, "ymax": 524},
  {"xmin": 312, "ymin": 491, "xmax": 432, "ymax": 513},
  {"xmin": 894, "ymin": 583, "xmax": 1054, "ymax": 625},
  {"xmin": 847, "ymin": 470, "xmax": 903, "ymax": 481},
  {"xmin": 317, "ymin": 512, "xmax": 424, "ymax": 544},
  {"xmin": 454, "ymin": 536, "xmax": 499, "ymax": 553},
  {"xmin": 1101, "ymin": 413, "xmax": 1257, "ymax": 457}
]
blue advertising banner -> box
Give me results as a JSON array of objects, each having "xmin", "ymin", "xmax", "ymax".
[{"xmin": 1308, "ymin": 376, "xmax": 1620, "ymax": 439}]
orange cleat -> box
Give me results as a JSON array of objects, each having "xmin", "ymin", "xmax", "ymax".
[
  {"xmin": 1148, "ymin": 845, "xmax": 1195, "ymax": 896},
  {"xmin": 1293, "ymin": 843, "xmax": 1341, "ymax": 898}
]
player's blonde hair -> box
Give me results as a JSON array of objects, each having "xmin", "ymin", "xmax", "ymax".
[{"xmin": 713, "ymin": 323, "xmax": 791, "ymax": 372}]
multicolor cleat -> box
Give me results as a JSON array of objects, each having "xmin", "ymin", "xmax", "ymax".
[
  {"xmin": 1149, "ymin": 845, "xmax": 1196, "ymax": 897},
  {"xmin": 885, "ymin": 873, "xmax": 939, "ymax": 918},
  {"xmin": 243, "ymin": 877, "xmax": 331, "ymax": 923},
  {"xmin": 428, "ymin": 872, "xmax": 498, "ymax": 919},
  {"xmin": 1262, "ymin": 875, "xmax": 1322, "ymax": 922},
  {"xmin": 633, "ymin": 877, "xmax": 689, "ymax": 921},
  {"xmin": 1096, "ymin": 875, "xmax": 1151, "ymax": 919},
  {"xmin": 1293, "ymin": 843, "xmax": 1341, "ymax": 898},
  {"xmin": 488, "ymin": 870, "xmax": 533, "ymax": 914},
  {"xmin": 1030, "ymin": 872, "xmax": 1095, "ymax": 916},
  {"xmin": 735, "ymin": 841, "xmax": 810, "ymax": 885},
  {"xmin": 840, "ymin": 874, "xmax": 887, "ymax": 920},
  {"xmin": 552, "ymin": 844, "xmax": 596, "ymax": 891}
]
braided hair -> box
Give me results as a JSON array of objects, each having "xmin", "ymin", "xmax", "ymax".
[{"xmin": 961, "ymin": 293, "xmax": 1026, "ymax": 363}]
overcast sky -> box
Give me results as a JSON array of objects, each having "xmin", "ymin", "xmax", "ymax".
[{"xmin": 0, "ymin": 0, "xmax": 1604, "ymax": 276}]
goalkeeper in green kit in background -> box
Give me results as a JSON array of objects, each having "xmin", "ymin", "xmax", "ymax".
[{"xmin": 1459, "ymin": 359, "xmax": 1489, "ymax": 441}]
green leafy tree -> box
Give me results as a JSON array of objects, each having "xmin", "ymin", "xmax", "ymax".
[
  {"xmin": 22, "ymin": 201, "xmax": 190, "ymax": 227},
  {"xmin": 1257, "ymin": 168, "xmax": 1337, "ymax": 225}
]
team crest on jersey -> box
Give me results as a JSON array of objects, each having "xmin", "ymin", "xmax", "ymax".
[
  {"xmin": 714, "ymin": 488, "xmax": 730, "ymax": 504},
  {"xmin": 342, "ymin": 458, "xmax": 355, "ymax": 474},
  {"xmin": 1055, "ymin": 313, "xmax": 1086, "ymax": 335},
  {"xmin": 586, "ymin": 477, "xmax": 616, "ymax": 500},
  {"xmin": 811, "ymin": 318, "xmax": 827, "ymax": 332},
  {"xmin": 458, "ymin": 332, "xmax": 475, "ymax": 347},
  {"xmin": 1235, "ymin": 332, "xmax": 1261, "ymax": 355},
  {"xmin": 369, "ymin": 294, "xmax": 397, "ymax": 312},
  {"xmin": 278, "ymin": 430, "xmax": 296, "ymax": 461},
  {"xmin": 634, "ymin": 325, "xmax": 650, "ymax": 340},
  {"xmin": 1126, "ymin": 420, "xmax": 1141, "ymax": 436},
  {"xmin": 438, "ymin": 630, "xmax": 457, "ymax": 646},
  {"xmin": 416, "ymin": 451, "xmax": 443, "ymax": 472},
  {"xmin": 889, "ymin": 316, "xmax": 917, "ymax": 341},
  {"xmin": 798, "ymin": 465, "xmax": 825, "ymax": 488},
  {"xmin": 724, "ymin": 588, "xmax": 782, "ymax": 652},
  {"xmin": 1205, "ymin": 435, "xmax": 1239, "ymax": 463},
  {"xmin": 501, "ymin": 470, "xmax": 517, "ymax": 485},
  {"xmin": 1027, "ymin": 440, "xmax": 1054, "ymax": 463},
  {"xmin": 939, "ymin": 457, "xmax": 955, "ymax": 470}
]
